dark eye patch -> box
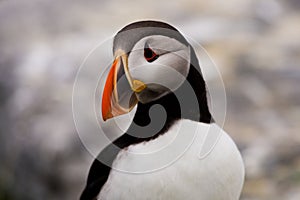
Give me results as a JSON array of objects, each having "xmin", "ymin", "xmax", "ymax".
[{"xmin": 144, "ymin": 43, "xmax": 159, "ymax": 62}]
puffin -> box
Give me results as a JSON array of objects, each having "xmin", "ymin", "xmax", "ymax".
[{"xmin": 80, "ymin": 21, "xmax": 245, "ymax": 200}]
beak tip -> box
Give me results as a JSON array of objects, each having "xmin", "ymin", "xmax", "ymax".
[{"xmin": 102, "ymin": 112, "xmax": 112, "ymax": 122}]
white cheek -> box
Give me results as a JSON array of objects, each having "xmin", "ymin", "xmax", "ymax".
[{"xmin": 128, "ymin": 48, "xmax": 190, "ymax": 93}]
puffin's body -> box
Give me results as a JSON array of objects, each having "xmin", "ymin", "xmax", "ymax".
[{"xmin": 80, "ymin": 21, "xmax": 244, "ymax": 200}]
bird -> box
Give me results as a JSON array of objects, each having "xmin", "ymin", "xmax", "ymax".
[{"xmin": 80, "ymin": 20, "xmax": 245, "ymax": 200}]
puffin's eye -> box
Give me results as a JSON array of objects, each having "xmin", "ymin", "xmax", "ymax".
[{"xmin": 144, "ymin": 44, "xmax": 159, "ymax": 63}]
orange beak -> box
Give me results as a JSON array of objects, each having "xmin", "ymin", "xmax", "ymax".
[{"xmin": 102, "ymin": 52, "xmax": 144, "ymax": 121}]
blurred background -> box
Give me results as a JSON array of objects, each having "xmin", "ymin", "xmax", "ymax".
[{"xmin": 0, "ymin": 0, "xmax": 300, "ymax": 199}]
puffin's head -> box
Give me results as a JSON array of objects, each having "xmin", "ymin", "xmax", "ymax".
[{"xmin": 102, "ymin": 21, "xmax": 192, "ymax": 121}]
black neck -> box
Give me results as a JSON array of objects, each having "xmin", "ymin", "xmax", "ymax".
[{"xmin": 184, "ymin": 47, "xmax": 213, "ymax": 124}]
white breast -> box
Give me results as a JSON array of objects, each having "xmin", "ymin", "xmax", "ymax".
[{"xmin": 99, "ymin": 119, "xmax": 245, "ymax": 200}]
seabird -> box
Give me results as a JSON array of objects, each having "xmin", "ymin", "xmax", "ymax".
[{"xmin": 80, "ymin": 20, "xmax": 245, "ymax": 200}]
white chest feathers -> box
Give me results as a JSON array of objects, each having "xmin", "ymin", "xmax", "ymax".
[{"xmin": 99, "ymin": 119, "xmax": 245, "ymax": 200}]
